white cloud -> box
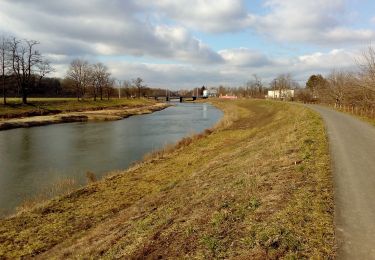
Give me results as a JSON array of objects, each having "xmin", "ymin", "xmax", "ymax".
[
  {"xmin": 299, "ymin": 49, "xmax": 355, "ymax": 67},
  {"xmin": 94, "ymin": 48, "xmax": 359, "ymax": 88},
  {"xmin": 0, "ymin": 0, "xmax": 222, "ymax": 64},
  {"xmin": 249, "ymin": 0, "xmax": 375, "ymax": 45},
  {"xmin": 0, "ymin": 0, "xmax": 369, "ymax": 88},
  {"xmin": 139, "ymin": 0, "xmax": 255, "ymax": 33},
  {"xmin": 219, "ymin": 48, "xmax": 272, "ymax": 67}
]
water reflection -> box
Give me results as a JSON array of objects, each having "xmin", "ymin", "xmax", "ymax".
[{"xmin": 203, "ymin": 103, "xmax": 208, "ymax": 119}]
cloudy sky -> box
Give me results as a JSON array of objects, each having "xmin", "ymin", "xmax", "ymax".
[{"xmin": 1, "ymin": 0, "xmax": 375, "ymax": 89}]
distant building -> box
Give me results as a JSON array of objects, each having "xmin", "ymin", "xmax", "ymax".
[
  {"xmin": 267, "ymin": 89, "xmax": 295, "ymax": 99},
  {"xmin": 208, "ymin": 88, "xmax": 218, "ymax": 97},
  {"xmin": 201, "ymin": 88, "xmax": 218, "ymax": 98},
  {"xmin": 219, "ymin": 94, "xmax": 238, "ymax": 99}
]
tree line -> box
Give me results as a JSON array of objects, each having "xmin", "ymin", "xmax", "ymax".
[
  {"xmin": 205, "ymin": 74, "xmax": 298, "ymax": 99},
  {"xmin": 6, "ymin": 33, "xmax": 375, "ymax": 108},
  {"xmin": 64, "ymin": 60, "xmax": 172, "ymax": 100},
  {"xmin": 0, "ymin": 35, "xmax": 171, "ymax": 104},
  {"xmin": 300, "ymin": 46, "xmax": 375, "ymax": 117}
]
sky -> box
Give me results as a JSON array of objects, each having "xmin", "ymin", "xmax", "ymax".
[{"xmin": 1, "ymin": 0, "xmax": 375, "ymax": 89}]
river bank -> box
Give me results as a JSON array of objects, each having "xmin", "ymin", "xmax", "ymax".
[
  {"xmin": 0, "ymin": 99, "xmax": 335, "ymax": 259},
  {"xmin": 0, "ymin": 98, "xmax": 158, "ymax": 119},
  {"xmin": 0, "ymin": 102, "xmax": 169, "ymax": 131},
  {"xmin": 0, "ymin": 102, "xmax": 222, "ymax": 216}
]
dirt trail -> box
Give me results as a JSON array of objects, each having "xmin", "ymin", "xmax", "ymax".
[{"xmin": 308, "ymin": 105, "xmax": 375, "ymax": 259}]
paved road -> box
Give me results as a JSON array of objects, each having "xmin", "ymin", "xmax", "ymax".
[{"xmin": 308, "ymin": 105, "xmax": 375, "ymax": 259}]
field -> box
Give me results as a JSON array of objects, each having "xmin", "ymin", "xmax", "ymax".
[
  {"xmin": 0, "ymin": 98, "xmax": 155, "ymax": 118},
  {"xmin": 0, "ymin": 99, "xmax": 335, "ymax": 259}
]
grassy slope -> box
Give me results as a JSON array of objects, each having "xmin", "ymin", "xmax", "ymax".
[
  {"xmin": 0, "ymin": 98, "xmax": 155, "ymax": 118},
  {"xmin": 0, "ymin": 100, "xmax": 335, "ymax": 259}
]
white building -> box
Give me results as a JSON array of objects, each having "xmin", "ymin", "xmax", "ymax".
[
  {"xmin": 202, "ymin": 88, "xmax": 218, "ymax": 98},
  {"xmin": 208, "ymin": 88, "xmax": 218, "ymax": 97},
  {"xmin": 267, "ymin": 89, "xmax": 295, "ymax": 99}
]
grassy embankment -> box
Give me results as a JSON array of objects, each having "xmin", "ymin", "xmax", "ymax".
[
  {"xmin": 0, "ymin": 98, "xmax": 156, "ymax": 119},
  {"xmin": 0, "ymin": 99, "xmax": 335, "ymax": 259}
]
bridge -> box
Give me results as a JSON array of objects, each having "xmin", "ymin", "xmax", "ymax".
[{"xmin": 148, "ymin": 96, "xmax": 207, "ymax": 102}]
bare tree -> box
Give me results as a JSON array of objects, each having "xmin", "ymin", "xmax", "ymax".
[
  {"xmin": 245, "ymin": 74, "xmax": 263, "ymax": 98},
  {"xmin": 36, "ymin": 60, "xmax": 54, "ymax": 88},
  {"xmin": 324, "ymin": 70, "xmax": 356, "ymax": 107},
  {"xmin": 355, "ymin": 45, "xmax": 375, "ymax": 109},
  {"xmin": 358, "ymin": 46, "xmax": 375, "ymax": 93},
  {"xmin": 0, "ymin": 36, "xmax": 9, "ymax": 105},
  {"xmin": 105, "ymin": 77, "xmax": 116, "ymax": 100},
  {"xmin": 132, "ymin": 77, "xmax": 146, "ymax": 98},
  {"xmin": 122, "ymin": 80, "xmax": 132, "ymax": 98},
  {"xmin": 92, "ymin": 63, "xmax": 110, "ymax": 101},
  {"xmin": 9, "ymin": 38, "xmax": 52, "ymax": 104},
  {"xmin": 270, "ymin": 73, "xmax": 295, "ymax": 100},
  {"xmin": 66, "ymin": 59, "xmax": 91, "ymax": 101}
]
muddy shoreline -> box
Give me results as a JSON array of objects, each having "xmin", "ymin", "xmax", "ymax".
[{"xmin": 0, "ymin": 103, "xmax": 170, "ymax": 131}]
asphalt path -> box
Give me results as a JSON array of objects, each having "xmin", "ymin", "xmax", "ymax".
[{"xmin": 308, "ymin": 105, "xmax": 375, "ymax": 259}]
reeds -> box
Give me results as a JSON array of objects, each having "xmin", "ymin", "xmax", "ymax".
[{"xmin": 16, "ymin": 178, "xmax": 79, "ymax": 214}]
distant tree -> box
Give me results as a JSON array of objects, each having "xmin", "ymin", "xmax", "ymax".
[
  {"xmin": 92, "ymin": 62, "xmax": 110, "ymax": 101},
  {"xmin": 121, "ymin": 80, "xmax": 132, "ymax": 98},
  {"xmin": 9, "ymin": 38, "xmax": 52, "ymax": 104},
  {"xmin": 36, "ymin": 60, "xmax": 54, "ymax": 87},
  {"xmin": 296, "ymin": 88, "xmax": 314, "ymax": 103},
  {"xmin": 105, "ymin": 78, "xmax": 116, "ymax": 100},
  {"xmin": 270, "ymin": 73, "xmax": 295, "ymax": 100},
  {"xmin": 66, "ymin": 59, "xmax": 91, "ymax": 101},
  {"xmin": 358, "ymin": 45, "xmax": 375, "ymax": 93},
  {"xmin": 217, "ymin": 85, "xmax": 227, "ymax": 96},
  {"xmin": 0, "ymin": 36, "xmax": 9, "ymax": 105},
  {"xmin": 325, "ymin": 70, "xmax": 355, "ymax": 107},
  {"xmin": 246, "ymin": 74, "xmax": 263, "ymax": 98},
  {"xmin": 306, "ymin": 74, "xmax": 327, "ymax": 99},
  {"xmin": 132, "ymin": 77, "xmax": 146, "ymax": 98}
]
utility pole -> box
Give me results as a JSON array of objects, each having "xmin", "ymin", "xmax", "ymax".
[{"xmin": 118, "ymin": 80, "xmax": 122, "ymax": 99}]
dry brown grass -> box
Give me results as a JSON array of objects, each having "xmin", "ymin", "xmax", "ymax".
[
  {"xmin": 15, "ymin": 178, "xmax": 79, "ymax": 214},
  {"xmin": 0, "ymin": 99, "xmax": 334, "ymax": 259},
  {"xmin": 0, "ymin": 98, "xmax": 155, "ymax": 119},
  {"xmin": 86, "ymin": 171, "xmax": 97, "ymax": 184}
]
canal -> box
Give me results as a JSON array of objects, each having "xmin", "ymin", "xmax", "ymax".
[{"xmin": 0, "ymin": 103, "xmax": 223, "ymax": 215}]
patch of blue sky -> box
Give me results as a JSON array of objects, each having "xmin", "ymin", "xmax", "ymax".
[{"xmin": 346, "ymin": 0, "xmax": 375, "ymax": 27}]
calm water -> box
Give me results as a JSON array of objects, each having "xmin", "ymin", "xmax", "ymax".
[{"xmin": 0, "ymin": 103, "xmax": 222, "ymax": 215}]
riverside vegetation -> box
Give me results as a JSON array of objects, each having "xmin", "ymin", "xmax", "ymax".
[
  {"xmin": 0, "ymin": 98, "xmax": 169, "ymax": 131},
  {"xmin": 0, "ymin": 99, "xmax": 335, "ymax": 259},
  {"xmin": 0, "ymin": 98, "xmax": 156, "ymax": 119}
]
